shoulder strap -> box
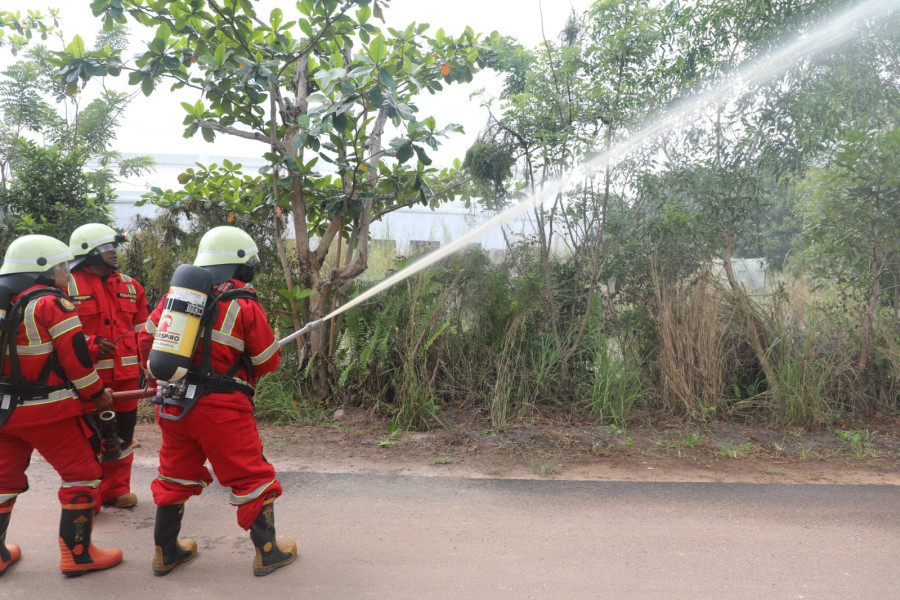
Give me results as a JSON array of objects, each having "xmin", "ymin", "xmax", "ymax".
[{"xmin": 194, "ymin": 287, "xmax": 259, "ymax": 378}]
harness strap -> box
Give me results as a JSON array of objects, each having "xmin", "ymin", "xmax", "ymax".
[
  {"xmin": 155, "ymin": 287, "xmax": 259, "ymax": 422},
  {"xmin": 0, "ymin": 288, "xmax": 71, "ymax": 429}
]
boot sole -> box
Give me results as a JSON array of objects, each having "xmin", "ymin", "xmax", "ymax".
[
  {"xmin": 253, "ymin": 552, "xmax": 297, "ymax": 577},
  {"xmin": 62, "ymin": 559, "xmax": 123, "ymax": 578},
  {"xmin": 0, "ymin": 559, "xmax": 21, "ymax": 577},
  {"xmin": 153, "ymin": 551, "xmax": 198, "ymax": 576}
]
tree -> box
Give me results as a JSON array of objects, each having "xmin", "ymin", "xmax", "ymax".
[
  {"xmin": 0, "ymin": 23, "xmax": 155, "ymax": 248},
  {"xmin": 789, "ymin": 11, "xmax": 900, "ymax": 374},
  {"xmin": 644, "ymin": 0, "xmax": 856, "ymax": 391},
  {"xmin": 61, "ymin": 0, "xmax": 490, "ymax": 397},
  {"xmin": 469, "ymin": 0, "xmax": 671, "ymax": 381},
  {"xmin": 0, "ymin": 8, "xmax": 58, "ymax": 56},
  {"xmin": 0, "ymin": 142, "xmax": 112, "ymax": 242}
]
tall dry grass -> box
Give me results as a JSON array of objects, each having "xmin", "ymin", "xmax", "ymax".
[{"xmin": 653, "ymin": 268, "xmax": 731, "ymax": 418}]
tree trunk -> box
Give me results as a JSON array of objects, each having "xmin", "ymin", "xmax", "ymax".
[{"xmin": 857, "ymin": 237, "xmax": 882, "ymax": 374}]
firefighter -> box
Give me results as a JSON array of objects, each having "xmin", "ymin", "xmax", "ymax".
[
  {"xmin": 0, "ymin": 234, "xmax": 123, "ymax": 577},
  {"xmin": 137, "ymin": 226, "xmax": 294, "ymax": 577},
  {"xmin": 67, "ymin": 223, "xmax": 149, "ymax": 510}
]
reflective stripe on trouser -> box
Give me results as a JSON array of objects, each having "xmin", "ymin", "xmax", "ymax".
[
  {"xmin": 0, "ymin": 417, "xmax": 103, "ymax": 506},
  {"xmin": 151, "ymin": 399, "xmax": 282, "ymax": 530}
]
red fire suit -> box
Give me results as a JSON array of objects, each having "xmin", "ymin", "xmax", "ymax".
[
  {"xmin": 137, "ymin": 279, "xmax": 282, "ymax": 530},
  {"xmin": 68, "ymin": 269, "xmax": 149, "ymax": 504},
  {"xmin": 0, "ymin": 285, "xmax": 107, "ymax": 510}
]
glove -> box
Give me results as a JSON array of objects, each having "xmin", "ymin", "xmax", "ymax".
[{"xmin": 96, "ymin": 336, "xmax": 118, "ymax": 358}]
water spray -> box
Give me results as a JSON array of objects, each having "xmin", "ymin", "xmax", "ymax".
[{"xmin": 276, "ymin": 0, "xmax": 898, "ymax": 348}]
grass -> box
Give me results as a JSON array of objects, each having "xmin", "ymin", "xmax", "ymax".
[
  {"xmin": 716, "ymin": 442, "xmax": 757, "ymax": 459},
  {"xmin": 527, "ymin": 451, "xmax": 562, "ymax": 476},
  {"xmin": 254, "ymin": 370, "xmax": 332, "ymax": 426},
  {"xmin": 378, "ymin": 430, "xmax": 403, "ymax": 447},
  {"xmin": 834, "ymin": 429, "xmax": 879, "ymax": 459}
]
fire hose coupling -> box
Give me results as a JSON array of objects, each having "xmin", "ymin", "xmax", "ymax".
[
  {"xmin": 277, "ymin": 318, "xmax": 325, "ymax": 347},
  {"xmin": 94, "ymin": 409, "xmax": 126, "ymax": 462}
]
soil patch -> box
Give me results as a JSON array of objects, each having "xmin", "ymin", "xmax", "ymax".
[{"xmin": 133, "ymin": 408, "xmax": 900, "ymax": 485}]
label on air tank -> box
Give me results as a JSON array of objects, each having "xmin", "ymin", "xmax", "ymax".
[{"xmin": 170, "ymin": 285, "xmax": 207, "ymax": 308}]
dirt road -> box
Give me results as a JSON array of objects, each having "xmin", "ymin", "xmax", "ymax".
[{"xmin": 3, "ymin": 453, "xmax": 899, "ymax": 599}]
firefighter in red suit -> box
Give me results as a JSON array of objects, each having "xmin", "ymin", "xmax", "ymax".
[
  {"xmin": 67, "ymin": 223, "xmax": 149, "ymax": 510},
  {"xmin": 0, "ymin": 234, "xmax": 122, "ymax": 577},
  {"xmin": 137, "ymin": 226, "xmax": 295, "ymax": 577}
]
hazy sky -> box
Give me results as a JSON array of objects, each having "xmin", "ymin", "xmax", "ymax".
[{"xmin": 2, "ymin": 0, "xmax": 591, "ymax": 167}]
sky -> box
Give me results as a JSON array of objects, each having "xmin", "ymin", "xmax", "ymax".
[{"xmin": 1, "ymin": 0, "xmax": 592, "ymax": 170}]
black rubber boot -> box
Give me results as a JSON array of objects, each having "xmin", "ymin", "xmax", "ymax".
[
  {"xmin": 0, "ymin": 503, "xmax": 22, "ymax": 577},
  {"xmin": 59, "ymin": 494, "xmax": 122, "ymax": 577},
  {"xmin": 249, "ymin": 496, "xmax": 297, "ymax": 576},
  {"xmin": 152, "ymin": 503, "xmax": 197, "ymax": 576}
]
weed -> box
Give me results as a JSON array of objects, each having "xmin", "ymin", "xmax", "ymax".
[
  {"xmin": 430, "ymin": 458, "xmax": 453, "ymax": 466},
  {"xmin": 834, "ymin": 429, "xmax": 879, "ymax": 459},
  {"xmin": 688, "ymin": 406, "xmax": 716, "ymax": 424},
  {"xmin": 682, "ymin": 432, "xmax": 703, "ymax": 448},
  {"xmin": 254, "ymin": 369, "xmax": 331, "ymax": 426},
  {"xmin": 378, "ymin": 431, "xmax": 403, "ymax": 447},
  {"xmin": 528, "ymin": 452, "xmax": 562, "ymax": 476},
  {"xmin": 716, "ymin": 442, "xmax": 756, "ymax": 459},
  {"xmin": 578, "ymin": 330, "xmax": 647, "ymax": 426}
]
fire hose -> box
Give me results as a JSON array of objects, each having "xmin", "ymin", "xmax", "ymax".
[
  {"xmin": 111, "ymin": 387, "xmax": 157, "ymax": 401},
  {"xmin": 108, "ymin": 318, "xmax": 326, "ymax": 404},
  {"xmin": 277, "ymin": 318, "xmax": 324, "ymax": 347}
]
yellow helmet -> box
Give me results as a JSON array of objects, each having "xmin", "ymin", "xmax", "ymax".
[
  {"xmin": 0, "ymin": 234, "xmax": 74, "ymax": 293},
  {"xmin": 69, "ymin": 223, "xmax": 127, "ymax": 269},
  {"xmin": 193, "ymin": 226, "xmax": 259, "ymax": 284}
]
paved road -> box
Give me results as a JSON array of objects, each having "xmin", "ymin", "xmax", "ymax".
[{"xmin": 2, "ymin": 461, "xmax": 898, "ymax": 599}]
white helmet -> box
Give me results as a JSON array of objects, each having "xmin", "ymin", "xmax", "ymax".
[
  {"xmin": 0, "ymin": 234, "xmax": 74, "ymax": 294},
  {"xmin": 193, "ymin": 226, "xmax": 259, "ymax": 284},
  {"xmin": 69, "ymin": 223, "xmax": 127, "ymax": 269}
]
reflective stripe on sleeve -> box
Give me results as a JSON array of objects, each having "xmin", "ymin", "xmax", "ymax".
[
  {"xmin": 70, "ymin": 370, "xmax": 101, "ymax": 390},
  {"xmin": 49, "ymin": 315, "xmax": 82, "ymax": 339},
  {"xmin": 250, "ymin": 341, "xmax": 279, "ymax": 366}
]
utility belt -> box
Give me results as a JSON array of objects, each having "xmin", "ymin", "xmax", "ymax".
[
  {"xmin": 152, "ymin": 371, "xmax": 254, "ymax": 422},
  {"xmin": 0, "ymin": 378, "xmax": 73, "ymax": 429}
]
